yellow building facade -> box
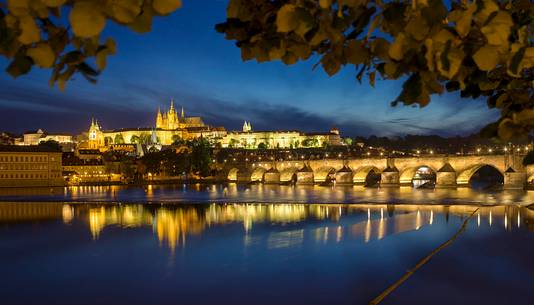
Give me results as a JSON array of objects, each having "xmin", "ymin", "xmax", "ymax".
[
  {"xmin": 0, "ymin": 146, "xmax": 64, "ymax": 187},
  {"xmin": 87, "ymin": 99, "xmax": 226, "ymax": 149},
  {"xmin": 220, "ymin": 124, "xmax": 342, "ymax": 149},
  {"xmin": 84, "ymin": 99, "xmax": 342, "ymax": 150}
]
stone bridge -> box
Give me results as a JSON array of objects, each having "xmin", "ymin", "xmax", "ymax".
[{"xmin": 220, "ymin": 154, "xmax": 529, "ymax": 189}]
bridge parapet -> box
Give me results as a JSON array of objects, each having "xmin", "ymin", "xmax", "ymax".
[{"xmin": 221, "ymin": 154, "xmax": 528, "ymax": 189}]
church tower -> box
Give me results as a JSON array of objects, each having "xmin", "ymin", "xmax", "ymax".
[
  {"xmin": 156, "ymin": 107, "xmax": 163, "ymax": 129},
  {"xmin": 88, "ymin": 117, "xmax": 104, "ymax": 149},
  {"xmin": 243, "ymin": 121, "xmax": 252, "ymax": 132},
  {"xmin": 167, "ymin": 98, "xmax": 178, "ymax": 129}
]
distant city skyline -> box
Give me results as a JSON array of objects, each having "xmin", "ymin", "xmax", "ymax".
[{"xmin": 0, "ymin": 1, "xmax": 498, "ymax": 136}]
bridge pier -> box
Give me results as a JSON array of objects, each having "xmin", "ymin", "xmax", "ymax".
[
  {"xmin": 503, "ymin": 168, "xmax": 527, "ymax": 190},
  {"xmin": 264, "ymin": 168, "xmax": 280, "ymax": 184},
  {"xmin": 380, "ymin": 166, "xmax": 400, "ymax": 187},
  {"xmin": 296, "ymin": 165, "xmax": 314, "ymax": 185},
  {"xmin": 335, "ymin": 166, "xmax": 353, "ymax": 185},
  {"xmin": 236, "ymin": 170, "xmax": 252, "ymax": 183},
  {"xmin": 436, "ymin": 163, "xmax": 457, "ymax": 188}
]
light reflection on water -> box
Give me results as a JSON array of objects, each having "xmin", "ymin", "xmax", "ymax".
[
  {"xmin": 0, "ymin": 203, "xmax": 532, "ymax": 252},
  {"xmin": 0, "ymin": 202, "xmax": 533, "ymax": 305},
  {"xmin": 0, "ymin": 183, "xmax": 533, "ymax": 206}
]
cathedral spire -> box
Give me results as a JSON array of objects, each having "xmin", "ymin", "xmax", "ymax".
[
  {"xmin": 181, "ymin": 106, "xmax": 185, "ymax": 118},
  {"xmin": 170, "ymin": 98, "xmax": 175, "ymax": 111}
]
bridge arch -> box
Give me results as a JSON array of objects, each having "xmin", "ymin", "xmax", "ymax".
[
  {"xmin": 227, "ymin": 168, "xmax": 239, "ymax": 182},
  {"xmin": 314, "ymin": 166, "xmax": 336, "ymax": 183},
  {"xmin": 399, "ymin": 165, "xmax": 436, "ymax": 186},
  {"xmin": 456, "ymin": 164, "xmax": 503, "ymax": 186},
  {"xmin": 353, "ymin": 166, "xmax": 381, "ymax": 184},
  {"xmin": 250, "ymin": 167, "xmax": 267, "ymax": 182},
  {"xmin": 280, "ymin": 167, "xmax": 299, "ymax": 183}
]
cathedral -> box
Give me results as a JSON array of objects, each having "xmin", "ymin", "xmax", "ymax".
[
  {"xmin": 156, "ymin": 99, "xmax": 206, "ymax": 130},
  {"xmin": 84, "ymin": 98, "xmax": 341, "ymax": 151},
  {"xmin": 86, "ymin": 99, "xmax": 226, "ymax": 149}
]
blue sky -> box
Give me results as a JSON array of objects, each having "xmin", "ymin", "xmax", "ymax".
[{"xmin": 0, "ymin": 0, "xmax": 498, "ymax": 136}]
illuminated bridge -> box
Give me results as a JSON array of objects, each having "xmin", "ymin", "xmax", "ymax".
[{"xmin": 220, "ymin": 154, "xmax": 531, "ymax": 189}]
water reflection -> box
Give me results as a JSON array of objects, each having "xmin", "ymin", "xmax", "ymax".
[
  {"xmin": 0, "ymin": 203, "xmax": 532, "ymax": 252},
  {"xmin": 1, "ymin": 184, "xmax": 534, "ymax": 207}
]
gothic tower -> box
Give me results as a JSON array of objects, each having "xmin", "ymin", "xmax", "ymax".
[
  {"xmin": 156, "ymin": 107, "xmax": 163, "ymax": 128},
  {"xmin": 88, "ymin": 118, "xmax": 104, "ymax": 149}
]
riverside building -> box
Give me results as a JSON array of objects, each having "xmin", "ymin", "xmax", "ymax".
[
  {"xmin": 0, "ymin": 145, "xmax": 63, "ymax": 187},
  {"xmin": 84, "ymin": 98, "xmax": 342, "ymax": 150}
]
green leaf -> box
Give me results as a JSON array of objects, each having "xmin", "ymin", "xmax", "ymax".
[
  {"xmin": 345, "ymin": 40, "xmax": 368, "ymax": 65},
  {"xmin": 108, "ymin": 0, "xmax": 142, "ymax": 24},
  {"xmin": 152, "ymin": 0, "xmax": 182, "ymax": 15},
  {"xmin": 18, "ymin": 15, "xmax": 40, "ymax": 44},
  {"xmin": 473, "ymin": 45, "xmax": 500, "ymax": 71},
  {"xmin": 96, "ymin": 50, "xmax": 107, "ymax": 70},
  {"xmin": 69, "ymin": 1, "xmax": 106, "ymax": 38},
  {"xmin": 276, "ymin": 4, "xmax": 298, "ymax": 33},
  {"xmin": 405, "ymin": 16, "xmax": 429, "ymax": 41},
  {"xmin": 319, "ymin": 0, "xmax": 332, "ymax": 9},
  {"xmin": 451, "ymin": 4, "xmax": 476, "ymax": 38},
  {"xmin": 6, "ymin": 53, "xmax": 32, "ymax": 77},
  {"xmin": 128, "ymin": 3, "xmax": 153, "ymax": 33},
  {"xmin": 437, "ymin": 41, "xmax": 464, "ymax": 78},
  {"xmin": 498, "ymin": 118, "xmax": 520, "ymax": 140},
  {"xmin": 27, "ymin": 42, "xmax": 55, "ymax": 68},
  {"xmin": 321, "ymin": 52, "xmax": 341, "ymax": 76},
  {"xmin": 481, "ymin": 11, "xmax": 513, "ymax": 47},
  {"xmin": 388, "ymin": 32, "xmax": 405, "ymax": 61}
]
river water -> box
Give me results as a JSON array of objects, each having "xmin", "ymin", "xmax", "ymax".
[{"xmin": 0, "ymin": 185, "xmax": 532, "ymax": 305}]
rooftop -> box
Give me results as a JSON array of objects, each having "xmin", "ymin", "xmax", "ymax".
[{"xmin": 0, "ymin": 145, "xmax": 62, "ymax": 153}]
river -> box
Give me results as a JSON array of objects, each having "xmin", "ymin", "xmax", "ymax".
[{"xmin": 0, "ymin": 185, "xmax": 532, "ymax": 305}]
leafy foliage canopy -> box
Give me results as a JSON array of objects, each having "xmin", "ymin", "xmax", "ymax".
[
  {"xmin": 0, "ymin": 0, "xmax": 182, "ymax": 90},
  {"xmin": 216, "ymin": 0, "xmax": 534, "ymax": 139}
]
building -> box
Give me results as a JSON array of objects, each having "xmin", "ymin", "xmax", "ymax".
[
  {"xmin": 62, "ymin": 152, "xmax": 119, "ymax": 184},
  {"xmin": 0, "ymin": 132, "xmax": 15, "ymax": 145},
  {"xmin": 19, "ymin": 129, "xmax": 73, "ymax": 146},
  {"xmin": 0, "ymin": 145, "xmax": 64, "ymax": 187},
  {"xmin": 85, "ymin": 99, "xmax": 227, "ymax": 149},
  {"xmin": 220, "ymin": 122, "xmax": 342, "ymax": 149}
]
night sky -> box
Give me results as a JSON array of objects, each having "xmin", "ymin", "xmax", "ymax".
[{"xmin": 0, "ymin": 1, "xmax": 498, "ymax": 137}]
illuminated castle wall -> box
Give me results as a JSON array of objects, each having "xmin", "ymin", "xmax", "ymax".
[{"xmin": 87, "ymin": 99, "xmax": 224, "ymax": 148}]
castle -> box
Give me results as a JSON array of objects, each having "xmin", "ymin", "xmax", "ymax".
[
  {"xmin": 86, "ymin": 98, "xmax": 341, "ymax": 150},
  {"xmin": 156, "ymin": 99, "xmax": 206, "ymax": 130},
  {"xmin": 86, "ymin": 99, "xmax": 226, "ymax": 149}
]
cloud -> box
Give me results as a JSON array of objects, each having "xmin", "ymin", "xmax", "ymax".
[{"xmin": 0, "ymin": 75, "xmax": 499, "ymax": 138}]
